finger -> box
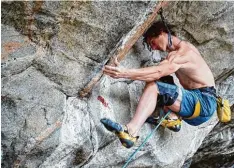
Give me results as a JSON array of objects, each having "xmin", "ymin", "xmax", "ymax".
[
  {"xmin": 105, "ymin": 65, "xmax": 117, "ymax": 71},
  {"xmin": 103, "ymin": 70, "xmax": 118, "ymax": 76},
  {"xmin": 103, "ymin": 71, "xmax": 113, "ymax": 76},
  {"xmin": 105, "ymin": 65, "xmax": 120, "ymax": 72},
  {"xmin": 114, "ymin": 57, "xmax": 120, "ymax": 66},
  {"xmin": 103, "ymin": 68, "xmax": 117, "ymax": 74},
  {"xmin": 104, "ymin": 72, "xmax": 119, "ymax": 79},
  {"xmin": 104, "ymin": 69, "xmax": 122, "ymax": 78}
]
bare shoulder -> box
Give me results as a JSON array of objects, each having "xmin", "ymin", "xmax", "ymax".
[
  {"xmin": 166, "ymin": 41, "xmax": 203, "ymax": 69},
  {"xmin": 182, "ymin": 41, "xmax": 201, "ymax": 56},
  {"xmin": 166, "ymin": 42, "xmax": 198, "ymax": 69}
]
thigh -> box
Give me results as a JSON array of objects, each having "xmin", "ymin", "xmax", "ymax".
[
  {"xmin": 166, "ymin": 87, "xmax": 182, "ymax": 113},
  {"xmin": 166, "ymin": 100, "xmax": 181, "ymax": 113},
  {"xmin": 155, "ymin": 81, "xmax": 179, "ymax": 107},
  {"xmin": 177, "ymin": 89, "xmax": 199, "ymax": 118}
]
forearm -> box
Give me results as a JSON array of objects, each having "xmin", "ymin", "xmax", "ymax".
[
  {"xmin": 127, "ymin": 69, "xmax": 162, "ymax": 81},
  {"xmin": 103, "ymin": 59, "xmax": 180, "ymax": 81},
  {"xmin": 126, "ymin": 66, "xmax": 161, "ymax": 78},
  {"xmin": 126, "ymin": 63, "xmax": 175, "ymax": 81}
]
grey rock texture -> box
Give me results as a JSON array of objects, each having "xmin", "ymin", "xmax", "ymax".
[
  {"xmin": 164, "ymin": 1, "xmax": 234, "ymax": 78},
  {"xmin": 1, "ymin": 1, "xmax": 234, "ymax": 168},
  {"xmin": 189, "ymin": 75, "xmax": 234, "ymax": 168},
  {"xmin": 190, "ymin": 119, "xmax": 234, "ymax": 168}
]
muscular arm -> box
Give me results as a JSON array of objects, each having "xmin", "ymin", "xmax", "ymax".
[
  {"xmin": 104, "ymin": 53, "xmax": 188, "ymax": 82},
  {"xmin": 127, "ymin": 60, "xmax": 181, "ymax": 81}
]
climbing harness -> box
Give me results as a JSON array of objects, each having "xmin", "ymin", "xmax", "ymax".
[
  {"xmin": 158, "ymin": 8, "xmax": 172, "ymax": 48},
  {"xmin": 184, "ymin": 100, "xmax": 201, "ymax": 120},
  {"xmin": 122, "ymin": 110, "xmax": 171, "ymax": 168}
]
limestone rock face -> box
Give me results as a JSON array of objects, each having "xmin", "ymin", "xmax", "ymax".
[
  {"xmin": 1, "ymin": 1, "xmax": 234, "ymax": 168},
  {"xmin": 164, "ymin": 1, "xmax": 234, "ymax": 78},
  {"xmin": 189, "ymin": 75, "xmax": 234, "ymax": 168}
]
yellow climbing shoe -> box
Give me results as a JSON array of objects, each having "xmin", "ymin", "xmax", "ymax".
[
  {"xmin": 100, "ymin": 118, "xmax": 139, "ymax": 148},
  {"xmin": 146, "ymin": 116, "xmax": 182, "ymax": 132}
]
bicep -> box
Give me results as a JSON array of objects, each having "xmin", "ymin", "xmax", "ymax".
[
  {"xmin": 169, "ymin": 55, "xmax": 190, "ymax": 70},
  {"xmin": 158, "ymin": 60, "xmax": 181, "ymax": 76},
  {"xmin": 133, "ymin": 62, "xmax": 179, "ymax": 81},
  {"xmin": 130, "ymin": 60, "xmax": 181, "ymax": 81}
]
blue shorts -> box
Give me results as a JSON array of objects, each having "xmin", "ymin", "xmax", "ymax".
[{"xmin": 155, "ymin": 81, "xmax": 217, "ymax": 126}]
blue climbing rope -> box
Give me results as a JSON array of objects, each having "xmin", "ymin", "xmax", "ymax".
[{"xmin": 122, "ymin": 110, "xmax": 171, "ymax": 168}]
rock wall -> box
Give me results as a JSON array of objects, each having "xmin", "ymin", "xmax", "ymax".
[
  {"xmin": 1, "ymin": 1, "xmax": 234, "ymax": 168},
  {"xmin": 189, "ymin": 75, "xmax": 234, "ymax": 168}
]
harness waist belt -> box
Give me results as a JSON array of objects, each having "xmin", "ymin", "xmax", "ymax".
[{"xmin": 199, "ymin": 86, "xmax": 216, "ymax": 97}]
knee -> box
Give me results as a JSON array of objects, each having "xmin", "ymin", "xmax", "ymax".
[
  {"xmin": 145, "ymin": 81, "xmax": 156, "ymax": 87},
  {"xmin": 144, "ymin": 81, "xmax": 158, "ymax": 92},
  {"xmin": 145, "ymin": 81, "xmax": 155, "ymax": 87}
]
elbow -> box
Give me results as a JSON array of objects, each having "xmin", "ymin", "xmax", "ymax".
[
  {"xmin": 156, "ymin": 70, "xmax": 164, "ymax": 79},
  {"xmin": 167, "ymin": 63, "xmax": 179, "ymax": 74},
  {"xmin": 160, "ymin": 67, "xmax": 176, "ymax": 77},
  {"xmin": 168, "ymin": 66, "xmax": 176, "ymax": 73}
]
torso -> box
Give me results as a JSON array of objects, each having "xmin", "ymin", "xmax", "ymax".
[{"xmin": 167, "ymin": 41, "xmax": 215, "ymax": 89}]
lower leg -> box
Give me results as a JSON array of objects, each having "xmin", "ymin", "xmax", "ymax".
[
  {"xmin": 126, "ymin": 82, "xmax": 158, "ymax": 137},
  {"xmin": 168, "ymin": 112, "xmax": 179, "ymax": 119},
  {"xmin": 163, "ymin": 106, "xmax": 179, "ymax": 119},
  {"xmin": 165, "ymin": 99, "xmax": 182, "ymax": 119}
]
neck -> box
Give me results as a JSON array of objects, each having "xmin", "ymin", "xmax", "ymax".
[{"xmin": 167, "ymin": 36, "xmax": 182, "ymax": 52}]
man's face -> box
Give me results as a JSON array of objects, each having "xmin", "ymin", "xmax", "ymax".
[{"xmin": 147, "ymin": 33, "xmax": 166, "ymax": 51}]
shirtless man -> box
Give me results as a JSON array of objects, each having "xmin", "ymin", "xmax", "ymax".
[{"xmin": 100, "ymin": 21, "xmax": 217, "ymax": 148}]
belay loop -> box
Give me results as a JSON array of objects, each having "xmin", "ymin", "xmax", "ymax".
[{"xmin": 158, "ymin": 8, "xmax": 172, "ymax": 48}]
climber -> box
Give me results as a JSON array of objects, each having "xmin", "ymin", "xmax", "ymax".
[{"xmin": 100, "ymin": 20, "xmax": 217, "ymax": 148}]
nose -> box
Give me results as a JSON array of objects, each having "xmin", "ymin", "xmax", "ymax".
[{"xmin": 151, "ymin": 45, "xmax": 158, "ymax": 50}]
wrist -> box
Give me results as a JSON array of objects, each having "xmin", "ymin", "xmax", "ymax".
[{"xmin": 124, "ymin": 69, "xmax": 134, "ymax": 78}]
